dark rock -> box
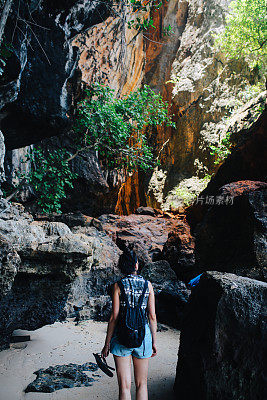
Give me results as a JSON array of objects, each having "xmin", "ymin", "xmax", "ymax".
[
  {"xmin": 194, "ymin": 183, "xmax": 267, "ymax": 281},
  {"xmin": 10, "ymin": 334, "xmax": 30, "ymax": 343},
  {"xmin": 187, "ymin": 108, "xmax": 267, "ymax": 231},
  {"xmin": 0, "ymin": 131, "xmax": 5, "ymax": 192},
  {"xmin": 161, "ymin": 220, "xmax": 196, "ymax": 282},
  {"xmin": 157, "ymin": 323, "xmax": 169, "ymax": 332},
  {"xmin": 141, "ymin": 260, "xmax": 190, "ymax": 328},
  {"xmin": 0, "ymin": 232, "xmax": 20, "ymax": 298},
  {"xmin": 34, "ymin": 211, "xmax": 103, "ymax": 231},
  {"xmin": 1, "ymin": 0, "xmax": 110, "ymax": 149},
  {"xmin": 174, "ymin": 271, "xmax": 267, "ymax": 400},
  {"xmin": 25, "ymin": 362, "xmax": 98, "ymax": 393},
  {"xmin": 135, "ymin": 206, "xmax": 156, "ymax": 216}
]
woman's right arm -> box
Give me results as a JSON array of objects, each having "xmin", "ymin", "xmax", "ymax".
[
  {"xmin": 147, "ymin": 281, "xmax": 157, "ymax": 357},
  {"xmin": 101, "ymin": 282, "xmax": 120, "ymax": 358}
]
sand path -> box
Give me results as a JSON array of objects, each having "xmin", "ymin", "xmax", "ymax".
[{"xmin": 0, "ymin": 320, "xmax": 179, "ymax": 400}]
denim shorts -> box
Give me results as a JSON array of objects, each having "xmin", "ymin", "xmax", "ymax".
[{"xmin": 110, "ymin": 324, "xmax": 153, "ymax": 359}]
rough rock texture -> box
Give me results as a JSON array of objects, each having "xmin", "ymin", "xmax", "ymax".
[
  {"xmin": 73, "ymin": 2, "xmax": 146, "ymax": 97},
  {"xmin": 193, "ymin": 182, "xmax": 267, "ymax": 282},
  {"xmin": 141, "ymin": 260, "xmax": 190, "ymax": 328},
  {"xmin": 25, "ymin": 362, "xmax": 98, "ymax": 393},
  {"xmin": 143, "ymin": 0, "xmax": 265, "ymax": 212},
  {"xmin": 0, "ymin": 130, "xmax": 5, "ymax": 192},
  {"xmin": 0, "ymin": 199, "xmax": 122, "ymax": 348},
  {"xmin": 0, "ymin": 0, "xmax": 110, "ymax": 150},
  {"xmin": 99, "ymin": 213, "xmax": 182, "ymax": 267},
  {"xmin": 161, "ymin": 219, "xmax": 196, "ymax": 281},
  {"xmin": 174, "ymin": 272, "xmax": 267, "ymax": 400},
  {"xmin": 0, "ymin": 232, "xmax": 20, "ymax": 298}
]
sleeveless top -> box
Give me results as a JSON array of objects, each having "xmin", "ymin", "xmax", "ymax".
[
  {"xmin": 112, "ymin": 275, "xmax": 151, "ymax": 347},
  {"xmin": 119, "ymin": 274, "xmax": 150, "ymax": 313}
]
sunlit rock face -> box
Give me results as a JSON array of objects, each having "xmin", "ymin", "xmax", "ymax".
[
  {"xmin": 144, "ymin": 0, "xmax": 264, "ymax": 212},
  {"xmin": 73, "ymin": 3, "xmax": 146, "ymax": 97}
]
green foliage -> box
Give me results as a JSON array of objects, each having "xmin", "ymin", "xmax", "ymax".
[
  {"xmin": 209, "ymin": 133, "xmax": 232, "ymax": 165},
  {"xmin": 174, "ymin": 187, "xmax": 196, "ymax": 207},
  {"xmin": 215, "ymin": 0, "xmax": 267, "ymax": 70},
  {"xmin": 174, "ymin": 175, "xmax": 212, "ymax": 206},
  {"xmin": 127, "ymin": 0, "xmax": 173, "ymax": 35},
  {"xmin": 74, "ymin": 83, "xmax": 175, "ymax": 171},
  {"xmin": 18, "ymin": 147, "xmax": 77, "ymax": 214},
  {"xmin": 0, "ymin": 40, "xmax": 13, "ymax": 76}
]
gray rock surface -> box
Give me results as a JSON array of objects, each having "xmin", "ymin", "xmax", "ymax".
[
  {"xmin": 174, "ymin": 271, "xmax": 267, "ymax": 400},
  {"xmin": 25, "ymin": 362, "xmax": 98, "ymax": 393},
  {"xmin": 0, "ymin": 200, "xmax": 122, "ymax": 349},
  {"xmin": 0, "ymin": 130, "xmax": 5, "ymax": 193},
  {"xmin": 141, "ymin": 260, "xmax": 190, "ymax": 328},
  {"xmin": 145, "ymin": 0, "xmax": 265, "ymax": 211}
]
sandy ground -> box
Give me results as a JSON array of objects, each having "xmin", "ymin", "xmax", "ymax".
[{"xmin": 0, "ymin": 320, "xmax": 179, "ymax": 400}]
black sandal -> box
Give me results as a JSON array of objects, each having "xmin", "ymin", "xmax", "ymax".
[{"xmin": 93, "ymin": 353, "xmax": 115, "ymax": 378}]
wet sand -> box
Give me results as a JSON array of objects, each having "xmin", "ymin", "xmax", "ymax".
[{"xmin": 0, "ymin": 320, "xmax": 179, "ymax": 400}]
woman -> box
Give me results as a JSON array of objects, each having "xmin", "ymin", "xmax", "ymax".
[{"xmin": 101, "ymin": 249, "xmax": 157, "ymax": 400}]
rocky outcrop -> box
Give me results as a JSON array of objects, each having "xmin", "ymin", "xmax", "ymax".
[
  {"xmin": 190, "ymin": 181, "xmax": 267, "ymax": 282},
  {"xmin": 0, "ymin": 0, "xmax": 110, "ymax": 150},
  {"xmin": 99, "ymin": 212, "xmax": 182, "ymax": 267},
  {"xmin": 174, "ymin": 272, "xmax": 267, "ymax": 400},
  {"xmin": 141, "ymin": 260, "xmax": 190, "ymax": 328},
  {"xmin": 0, "ymin": 130, "xmax": 5, "ymax": 194},
  {"xmin": 143, "ymin": 0, "xmax": 265, "ymax": 213},
  {"xmin": 161, "ymin": 219, "xmax": 195, "ymax": 281},
  {"xmin": 0, "ymin": 199, "xmax": 122, "ymax": 348}
]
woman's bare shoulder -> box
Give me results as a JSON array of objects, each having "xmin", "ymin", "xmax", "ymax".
[{"xmin": 113, "ymin": 281, "xmax": 121, "ymax": 294}]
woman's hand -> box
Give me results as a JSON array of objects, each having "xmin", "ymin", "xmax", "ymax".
[
  {"xmin": 101, "ymin": 343, "xmax": 110, "ymax": 359},
  {"xmin": 151, "ymin": 343, "xmax": 157, "ymax": 357}
]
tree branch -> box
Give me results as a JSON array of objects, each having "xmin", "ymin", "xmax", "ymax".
[{"xmin": 0, "ymin": 0, "xmax": 13, "ymax": 45}]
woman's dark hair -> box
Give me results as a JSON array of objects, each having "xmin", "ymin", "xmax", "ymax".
[{"xmin": 118, "ymin": 248, "xmax": 138, "ymax": 275}]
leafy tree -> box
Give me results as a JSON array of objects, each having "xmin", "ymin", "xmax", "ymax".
[
  {"xmin": 215, "ymin": 0, "xmax": 267, "ymax": 70},
  {"xmin": 6, "ymin": 84, "xmax": 174, "ymax": 213},
  {"xmin": 18, "ymin": 147, "xmax": 77, "ymax": 214},
  {"xmin": 74, "ymin": 83, "xmax": 175, "ymax": 171}
]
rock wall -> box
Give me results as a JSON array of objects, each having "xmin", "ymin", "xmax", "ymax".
[
  {"xmin": 0, "ymin": 130, "xmax": 5, "ymax": 194},
  {"xmin": 174, "ymin": 272, "xmax": 267, "ymax": 400},
  {"xmin": 145, "ymin": 0, "xmax": 264, "ymax": 212},
  {"xmin": 0, "ymin": 0, "xmax": 110, "ymax": 149},
  {"xmin": 1, "ymin": 0, "xmax": 264, "ymax": 216},
  {"xmin": 0, "ymin": 199, "xmax": 122, "ymax": 348}
]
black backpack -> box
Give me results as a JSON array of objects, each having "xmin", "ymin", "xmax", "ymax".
[{"xmin": 117, "ymin": 279, "xmax": 148, "ymax": 348}]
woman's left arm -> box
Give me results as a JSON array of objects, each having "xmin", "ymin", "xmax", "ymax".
[{"xmin": 101, "ymin": 282, "xmax": 120, "ymax": 358}]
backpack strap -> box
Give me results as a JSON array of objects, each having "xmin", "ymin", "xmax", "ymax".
[
  {"xmin": 138, "ymin": 280, "xmax": 148, "ymax": 307},
  {"xmin": 118, "ymin": 280, "xmax": 130, "ymax": 308}
]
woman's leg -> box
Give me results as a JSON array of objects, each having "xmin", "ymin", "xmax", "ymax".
[
  {"xmin": 113, "ymin": 355, "xmax": 132, "ymax": 400},
  {"xmin": 132, "ymin": 356, "xmax": 149, "ymax": 400}
]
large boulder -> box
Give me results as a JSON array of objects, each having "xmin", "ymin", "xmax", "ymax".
[
  {"xmin": 99, "ymin": 213, "xmax": 181, "ymax": 267},
  {"xmin": 174, "ymin": 272, "xmax": 267, "ymax": 400},
  {"xmin": 141, "ymin": 260, "xmax": 190, "ymax": 328},
  {"xmin": 161, "ymin": 219, "xmax": 196, "ymax": 282},
  {"xmin": 194, "ymin": 181, "xmax": 267, "ymax": 281},
  {"xmin": 0, "ymin": 200, "xmax": 122, "ymax": 349}
]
